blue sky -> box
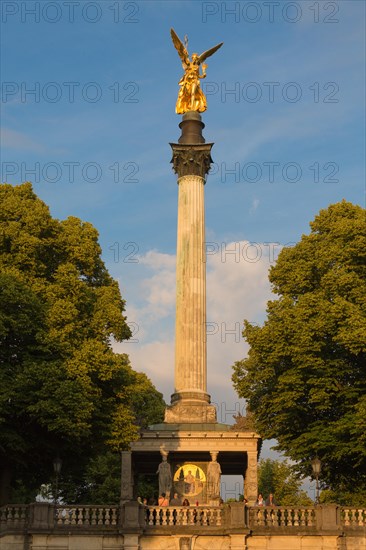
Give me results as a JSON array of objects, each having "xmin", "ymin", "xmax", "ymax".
[{"xmin": 1, "ymin": 0, "xmax": 365, "ymax": 497}]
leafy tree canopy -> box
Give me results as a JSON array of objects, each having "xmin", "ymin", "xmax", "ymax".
[
  {"xmin": 258, "ymin": 458, "xmax": 313, "ymax": 506},
  {"xmin": 0, "ymin": 183, "xmax": 165, "ymax": 504},
  {"xmin": 232, "ymin": 202, "xmax": 366, "ymax": 500}
]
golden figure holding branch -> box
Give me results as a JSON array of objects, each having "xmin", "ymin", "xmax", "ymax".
[{"xmin": 171, "ymin": 28, "xmax": 223, "ymax": 114}]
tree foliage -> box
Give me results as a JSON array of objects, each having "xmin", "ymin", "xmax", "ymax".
[
  {"xmin": 232, "ymin": 202, "xmax": 366, "ymax": 500},
  {"xmin": 258, "ymin": 459, "xmax": 313, "ymax": 506},
  {"xmin": 0, "ymin": 183, "xmax": 165, "ymax": 504}
]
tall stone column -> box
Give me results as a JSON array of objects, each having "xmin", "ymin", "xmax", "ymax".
[
  {"xmin": 165, "ymin": 111, "xmax": 216, "ymax": 424},
  {"xmin": 175, "ymin": 173, "xmax": 206, "ymax": 398},
  {"xmin": 120, "ymin": 451, "xmax": 133, "ymax": 504},
  {"xmin": 244, "ymin": 451, "xmax": 258, "ymax": 505}
]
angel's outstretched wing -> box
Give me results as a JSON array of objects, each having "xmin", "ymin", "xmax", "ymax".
[
  {"xmin": 171, "ymin": 28, "xmax": 189, "ymax": 68},
  {"xmin": 198, "ymin": 42, "xmax": 223, "ymax": 64}
]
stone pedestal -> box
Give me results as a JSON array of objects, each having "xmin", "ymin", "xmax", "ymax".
[
  {"xmin": 29, "ymin": 503, "xmax": 54, "ymax": 529},
  {"xmin": 165, "ymin": 400, "xmax": 216, "ymax": 424}
]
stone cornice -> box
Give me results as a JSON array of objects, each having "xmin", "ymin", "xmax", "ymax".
[
  {"xmin": 130, "ymin": 430, "xmax": 261, "ymax": 453},
  {"xmin": 138, "ymin": 430, "xmax": 260, "ymax": 440}
]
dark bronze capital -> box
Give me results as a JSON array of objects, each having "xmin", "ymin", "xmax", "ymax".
[{"xmin": 170, "ymin": 143, "xmax": 214, "ymax": 179}]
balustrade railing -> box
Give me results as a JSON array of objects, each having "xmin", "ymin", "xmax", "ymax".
[
  {"xmin": 341, "ymin": 508, "xmax": 366, "ymax": 528},
  {"xmin": 0, "ymin": 505, "xmax": 28, "ymax": 531},
  {"xmin": 248, "ymin": 506, "xmax": 316, "ymax": 528},
  {"xmin": 1, "ymin": 503, "xmax": 366, "ymax": 533},
  {"xmin": 145, "ymin": 506, "xmax": 222, "ymax": 527},
  {"xmin": 55, "ymin": 505, "xmax": 118, "ymax": 527}
]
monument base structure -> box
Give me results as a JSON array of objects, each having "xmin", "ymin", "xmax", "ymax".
[
  {"xmin": 126, "ymin": 112, "xmax": 261, "ymax": 506},
  {"xmin": 128, "ymin": 424, "xmax": 261, "ymax": 506}
]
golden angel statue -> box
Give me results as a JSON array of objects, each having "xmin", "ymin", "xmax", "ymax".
[{"xmin": 171, "ymin": 28, "xmax": 223, "ymax": 114}]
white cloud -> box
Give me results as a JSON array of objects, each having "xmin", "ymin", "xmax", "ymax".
[
  {"xmin": 115, "ymin": 250, "xmax": 177, "ymax": 344},
  {"xmin": 1, "ymin": 127, "xmax": 45, "ymax": 153},
  {"xmin": 206, "ymin": 240, "xmax": 275, "ymax": 323},
  {"xmin": 140, "ymin": 250, "xmax": 176, "ymax": 271},
  {"xmin": 140, "ymin": 251, "xmax": 176, "ymax": 314},
  {"xmin": 205, "ymin": 240, "xmax": 275, "ymax": 417},
  {"xmin": 113, "ymin": 240, "xmax": 277, "ymax": 420},
  {"xmin": 114, "ymin": 339, "xmax": 175, "ymax": 401},
  {"xmin": 250, "ymin": 198, "xmax": 260, "ymax": 213}
]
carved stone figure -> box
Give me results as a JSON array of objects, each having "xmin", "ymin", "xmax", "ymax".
[
  {"xmin": 207, "ymin": 452, "xmax": 221, "ymax": 498},
  {"xmin": 156, "ymin": 454, "xmax": 172, "ymax": 497}
]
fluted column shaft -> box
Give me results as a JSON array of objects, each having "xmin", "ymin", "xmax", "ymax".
[{"xmin": 174, "ymin": 174, "xmax": 207, "ymax": 398}]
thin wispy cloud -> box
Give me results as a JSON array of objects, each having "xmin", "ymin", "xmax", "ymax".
[
  {"xmin": 1, "ymin": 128, "xmax": 46, "ymax": 153},
  {"xmin": 250, "ymin": 198, "xmax": 260, "ymax": 213}
]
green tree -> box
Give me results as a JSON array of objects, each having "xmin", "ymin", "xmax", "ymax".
[
  {"xmin": 258, "ymin": 459, "xmax": 313, "ymax": 506},
  {"xmin": 0, "ymin": 183, "xmax": 165, "ymax": 504},
  {"xmin": 232, "ymin": 202, "xmax": 366, "ymax": 501}
]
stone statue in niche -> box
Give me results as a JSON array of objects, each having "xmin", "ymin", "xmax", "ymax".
[
  {"xmin": 156, "ymin": 452, "xmax": 172, "ymax": 497},
  {"xmin": 207, "ymin": 451, "xmax": 221, "ymax": 498}
]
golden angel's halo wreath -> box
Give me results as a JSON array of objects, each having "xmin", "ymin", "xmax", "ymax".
[{"xmin": 170, "ymin": 28, "xmax": 223, "ymax": 114}]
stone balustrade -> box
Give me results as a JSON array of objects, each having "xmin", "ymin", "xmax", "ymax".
[
  {"xmin": 145, "ymin": 505, "xmax": 222, "ymax": 527},
  {"xmin": 342, "ymin": 508, "xmax": 366, "ymax": 528},
  {"xmin": 0, "ymin": 505, "xmax": 29, "ymax": 530},
  {"xmin": 248, "ymin": 506, "xmax": 316, "ymax": 528},
  {"xmin": 55, "ymin": 505, "xmax": 119, "ymax": 527},
  {"xmin": 1, "ymin": 503, "xmax": 366, "ymax": 534}
]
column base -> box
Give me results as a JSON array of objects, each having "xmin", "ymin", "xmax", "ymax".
[
  {"xmin": 164, "ymin": 394, "xmax": 217, "ymax": 424},
  {"xmin": 171, "ymin": 390, "xmax": 211, "ymax": 404}
]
